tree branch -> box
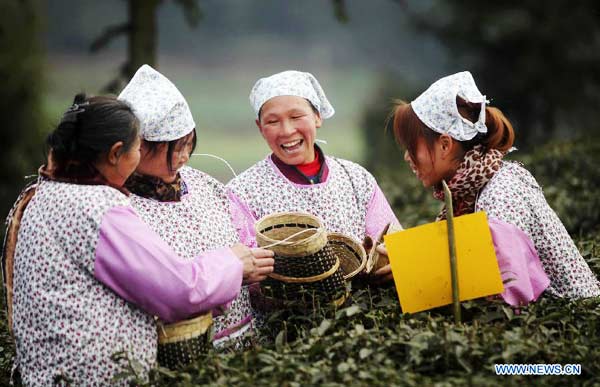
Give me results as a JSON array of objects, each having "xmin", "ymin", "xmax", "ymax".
[
  {"xmin": 89, "ymin": 23, "xmax": 130, "ymax": 53},
  {"xmin": 332, "ymin": 0, "xmax": 349, "ymax": 24}
]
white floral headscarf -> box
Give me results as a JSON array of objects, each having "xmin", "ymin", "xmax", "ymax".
[
  {"xmin": 118, "ymin": 64, "xmax": 195, "ymax": 142},
  {"xmin": 411, "ymin": 71, "xmax": 488, "ymax": 141},
  {"xmin": 249, "ymin": 70, "xmax": 335, "ymax": 120}
]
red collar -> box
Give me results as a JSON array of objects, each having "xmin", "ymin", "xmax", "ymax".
[
  {"xmin": 271, "ymin": 145, "xmax": 329, "ymax": 185},
  {"xmin": 296, "ymin": 150, "xmax": 321, "ymax": 177}
]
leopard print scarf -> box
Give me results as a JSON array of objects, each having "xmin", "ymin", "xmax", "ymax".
[
  {"xmin": 434, "ymin": 145, "xmax": 504, "ymax": 220},
  {"xmin": 125, "ymin": 172, "xmax": 187, "ymax": 202}
]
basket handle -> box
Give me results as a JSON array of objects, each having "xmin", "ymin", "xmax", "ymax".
[{"xmin": 267, "ymin": 258, "xmax": 340, "ymax": 283}]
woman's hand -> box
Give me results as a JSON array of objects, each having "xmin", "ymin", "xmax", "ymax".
[
  {"xmin": 370, "ymin": 244, "xmax": 394, "ymax": 284},
  {"xmin": 231, "ymin": 243, "xmax": 275, "ymax": 284}
]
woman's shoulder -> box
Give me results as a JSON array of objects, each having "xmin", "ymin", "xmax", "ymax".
[
  {"xmin": 483, "ymin": 161, "xmax": 541, "ymax": 196},
  {"xmin": 35, "ymin": 180, "xmax": 129, "ymax": 219},
  {"xmin": 226, "ymin": 157, "xmax": 271, "ymax": 191},
  {"xmin": 180, "ymin": 165, "xmax": 224, "ymax": 187},
  {"xmin": 327, "ymin": 156, "xmax": 376, "ymax": 184},
  {"xmin": 40, "ymin": 179, "xmax": 127, "ymax": 202},
  {"xmin": 477, "ymin": 161, "xmax": 542, "ymax": 220}
]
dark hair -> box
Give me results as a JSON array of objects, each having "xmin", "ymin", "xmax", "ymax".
[
  {"xmin": 46, "ymin": 93, "xmax": 139, "ymax": 178},
  {"xmin": 392, "ymin": 97, "xmax": 515, "ymax": 165},
  {"xmin": 257, "ymin": 98, "xmax": 319, "ymax": 121},
  {"xmin": 143, "ymin": 128, "xmax": 197, "ymax": 172}
]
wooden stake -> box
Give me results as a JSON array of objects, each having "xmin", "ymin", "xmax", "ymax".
[{"xmin": 442, "ymin": 180, "xmax": 461, "ymax": 324}]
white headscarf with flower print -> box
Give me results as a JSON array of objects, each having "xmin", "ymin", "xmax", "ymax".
[
  {"xmin": 249, "ymin": 70, "xmax": 335, "ymax": 120},
  {"xmin": 411, "ymin": 71, "xmax": 489, "ymax": 141},
  {"xmin": 118, "ymin": 64, "xmax": 195, "ymax": 142}
]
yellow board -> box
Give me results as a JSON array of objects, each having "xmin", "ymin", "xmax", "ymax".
[{"xmin": 383, "ymin": 211, "xmax": 503, "ymax": 314}]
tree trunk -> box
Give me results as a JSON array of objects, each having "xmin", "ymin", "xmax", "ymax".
[
  {"xmin": 128, "ymin": 0, "xmax": 160, "ymax": 77},
  {"xmin": 0, "ymin": 0, "xmax": 44, "ymax": 227}
]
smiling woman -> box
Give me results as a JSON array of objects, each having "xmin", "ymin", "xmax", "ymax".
[{"xmin": 226, "ymin": 70, "xmax": 401, "ymax": 294}]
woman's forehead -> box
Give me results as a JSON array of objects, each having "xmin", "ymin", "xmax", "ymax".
[{"xmin": 260, "ymin": 95, "xmax": 312, "ymax": 115}]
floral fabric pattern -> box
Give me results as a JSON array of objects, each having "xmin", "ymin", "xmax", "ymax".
[
  {"xmin": 476, "ymin": 161, "xmax": 600, "ymax": 298},
  {"xmin": 118, "ymin": 64, "xmax": 195, "ymax": 142},
  {"xmin": 129, "ymin": 166, "xmax": 253, "ymax": 350},
  {"xmin": 227, "ymin": 155, "xmax": 377, "ymax": 243},
  {"xmin": 12, "ymin": 180, "xmax": 156, "ymax": 386}
]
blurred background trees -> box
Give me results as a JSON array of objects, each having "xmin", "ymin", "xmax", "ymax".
[
  {"xmin": 0, "ymin": 0, "xmax": 45, "ymax": 232},
  {"xmin": 91, "ymin": 0, "xmax": 203, "ymax": 92}
]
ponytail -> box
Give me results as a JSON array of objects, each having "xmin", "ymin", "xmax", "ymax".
[
  {"xmin": 456, "ymin": 97, "xmax": 515, "ymax": 153},
  {"xmin": 482, "ymin": 106, "xmax": 515, "ymax": 153},
  {"xmin": 47, "ymin": 93, "xmax": 89, "ymax": 167}
]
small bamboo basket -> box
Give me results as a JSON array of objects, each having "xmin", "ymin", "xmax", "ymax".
[
  {"xmin": 156, "ymin": 312, "xmax": 213, "ymax": 369},
  {"xmin": 366, "ymin": 223, "xmax": 403, "ymax": 274},
  {"xmin": 327, "ymin": 232, "xmax": 367, "ymax": 281},
  {"xmin": 2, "ymin": 183, "xmax": 37, "ymax": 336},
  {"xmin": 255, "ymin": 212, "xmax": 346, "ymax": 304}
]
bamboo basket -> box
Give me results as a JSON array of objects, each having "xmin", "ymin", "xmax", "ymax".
[
  {"xmin": 157, "ymin": 312, "xmax": 213, "ymax": 369},
  {"xmin": 327, "ymin": 232, "xmax": 366, "ymax": 281},
  {"xmin": 255, "ymin": 212, "xmax": 346, "ymax": 303},
  {"xmin": 2, "ymin": 183, "xmax": 37, "ymax": 336},
  {"xmin": 366, "ymin": 223, "xmax": 403, "ymax": 274}
]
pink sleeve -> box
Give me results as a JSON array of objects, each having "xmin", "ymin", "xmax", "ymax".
[
  {"xmin": 365, "ymin": 183, "xmax": 402, "ymax": 239},
  {"xmin": 227, "ymin": 190, "xmax": 258, "ymax": 248},
  {"xmin": 94, "ymin": 205, "xmax": 243, "ymax": 323},
  {"xmin": 489, "ymin": 218, "xmax": 550, "ymax": 306}
]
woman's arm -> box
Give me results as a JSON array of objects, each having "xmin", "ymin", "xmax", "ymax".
[
  {"xmin": 488, "ymin": 218, "xmax": 549, "ymax": 306},
  {"xmin": 365, "ymin": 182, "xmax": 402, "ymax": 239},
  {"xmin": 94, "ymin": 205, "xmax": 243, "ymax": 323}
]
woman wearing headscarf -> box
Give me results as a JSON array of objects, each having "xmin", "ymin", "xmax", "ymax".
[
  {"xmin": 118, "ymin": 65, "xmax": 274, "ymax": 351},
  {"xmin": 391, "ymin": 71, "xmax": 599, "ymax": 304},
  {"xmin": 6, "ymin": 94, "xmax": 264, "ymax": 386},
  {"xmin": 226, "ymin": 70, "xmax": 400, "ymax": 283}
]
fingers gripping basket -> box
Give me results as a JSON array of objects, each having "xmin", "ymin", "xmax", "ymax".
[
  {"xmin": 366, "ymin": 223, "xmax": 403, "ymax": 274},
  {"xmin": 255, "ymin": 212, "xmax": 346, "ymax": 304},
  {"xmin": 157, "ymin": 312, "xmax": 212, "ymax": 369}
]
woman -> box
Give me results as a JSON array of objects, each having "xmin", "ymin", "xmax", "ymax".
[
  {"xmin": 118, "ymin": 64, "xmax": 273, "ymax": 350},
  {"xmin": 227, "ymin": 70, "xmax": 399, "ymax": 282},
  {"xmin": 9, "ymin": 94, "xmax": 271, "ymax": 385},
  {"xmin": 391, "ymin": 71, "xmax": 599, "ymax": 304}
]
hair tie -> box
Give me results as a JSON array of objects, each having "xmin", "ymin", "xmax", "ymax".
[{"xmin": 60, "ymin": 101, "xmax": 90, "ymax": 124}]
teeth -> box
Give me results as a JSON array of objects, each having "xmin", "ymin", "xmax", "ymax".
[{"xmin": 282, "ymin": 140, "xmax": 302, "ymax": 148}]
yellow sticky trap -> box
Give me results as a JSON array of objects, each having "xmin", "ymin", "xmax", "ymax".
[{"xmin": 384, "ymin": 211, "xmax": 503, "ymax": 314}]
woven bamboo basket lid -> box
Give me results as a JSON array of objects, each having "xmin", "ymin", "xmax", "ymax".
[
  {"xmin": 255, "ymin": 212, "xmax": 327, "ymax": 257},
  {"xmin": 327, "ymin": 232, "xmax": 366, "ymax": 280}
]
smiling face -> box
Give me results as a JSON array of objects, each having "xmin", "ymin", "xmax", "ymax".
[{"xmin": 257, "ymin": 95, "xmax": 322, "ymax": 166}]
